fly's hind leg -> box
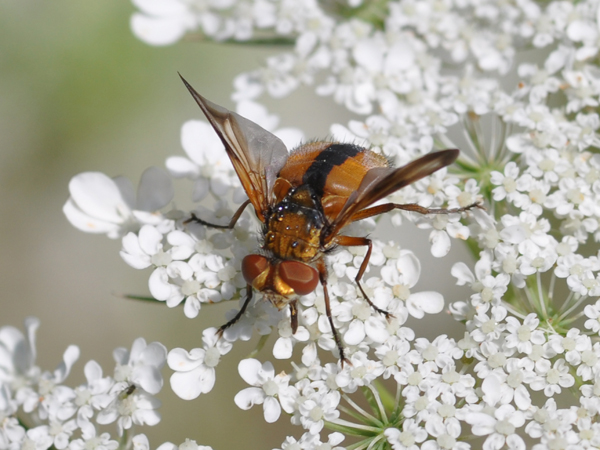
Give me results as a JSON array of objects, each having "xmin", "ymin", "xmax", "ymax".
[
  {"xmin": 185, "ymin": 199, "xmax": 252, "ymax": 229},
  {"xmin": 349, "ymin": 201, "xmax": 482, "ymax": 222}
]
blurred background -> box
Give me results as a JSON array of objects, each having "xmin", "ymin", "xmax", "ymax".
[{"xmin": 0, "ymin": 1, "xmax": 473, "ymax": 448}]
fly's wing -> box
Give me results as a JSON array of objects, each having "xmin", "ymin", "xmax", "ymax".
[
  {"xmin": 180, "ymin": 75, "xmax": 289, "ymax": 222},
  {"xmin": 324, "ymin": 150, "xmax": 459, "ymax": 243}
]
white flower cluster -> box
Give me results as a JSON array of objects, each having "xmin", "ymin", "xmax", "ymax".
[
  {"xmin": 130, "ymin": 0, "xmax": 333, "ymax": 46},
  {"xmin": 47, "ymin": 0, "xmax": 600, "ymax": 447},
  {"xmin": 0, "ymin": 317, "xmax": 197, "ymax": 450}
]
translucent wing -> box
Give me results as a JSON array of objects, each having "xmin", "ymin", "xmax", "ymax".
[
  {"xmin": 180, "ymin": 75, "xmax": 289, "ymax": 222},
  {"xmin": 324, "ymin": 150, "xmax": 459, "ymax": 243}
]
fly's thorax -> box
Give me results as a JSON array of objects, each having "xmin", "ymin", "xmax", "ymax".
[{"xmin": 263, "ymin": 186, "xmax": 325, "ymax": 262}]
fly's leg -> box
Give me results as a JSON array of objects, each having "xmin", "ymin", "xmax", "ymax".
[
  {"xmin": 316, "ymin": 259, "xmax": 350, "ymax": 367},
  {"xmin": 185, "ymin": 199, "xmax": 252, "ymax": 229},
  {"xmin": 290, "ymin": 300, "xmax": 299, "ymax": 334},
  {"xmin": 349, "ymin": 201, "xmax": 482, "ymax": 222},
  {"xmin": 334, "ymin": 236, "xmax": 393, "ymax": 319},
  {"xmin": 217, "ymin": 286, "xmax": 253, "ymax": 337}
]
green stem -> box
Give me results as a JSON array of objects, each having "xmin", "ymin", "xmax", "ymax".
[
  {"xmin": 326, "ymin": 418, "xmax": 382, "ymax": 435},
  {"xmin": 248, "ymin": 333, "xmax": 271, "ymax": 358},
  {"xmin": 372, "ymin": 379, "xmax": 395, "ymax": 412},
  {"xmin": 366, "ymin": 384, "xmax": 388, "ymax": 425},
  {"xmin": 343, "ymin": 393, "xmax": 384, "ymax": 427},
  {"xmin": 119, "ymin": 428, "xmax": 130, "ymax": 450}
]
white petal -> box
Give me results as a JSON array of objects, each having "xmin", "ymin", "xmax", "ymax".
[
  {"xmin": 292, "ymin": 326, "xmax": 310, "ymax": 341},
  {"xmin": 274, "ymin": 127, "xmax": 304, "ymax": 150},
  {"xmin": 140, "ymin": 342, "xmax": 167, "ymax": 368},
  {"xmin": 234, "ymin": 387, "xmax": 265, "ymax": 410},
  {"xmin": 514, "ymin": 385, "xmax": 531, "ymax": 410},
  {"xmin": 157, "ymin": 444, "xmax": 177, "ymax": 450},
  {"xmin": 364, "ymin": 317, "xmax": 389, "ymax": 343},
  {"xmin": 301, "ymin": 343, "xmax": 318, "ymax": 366},
  {"xmin": 180, "ymin": 120, "xmax": 224, "ymax": 165},
  {"xmin": 500, "ymin": 225, "xmax": 528, "ymax": 244},
  {"xmin": 446, "ymin": 222, "xmax": 470, "ymax": 240},
  {"xmin": 451, "ymin": 262, "xmax": 475, "ymax": 285},
  {"xmin": 132, "ymin": 366, "xmax": 163, "ymax": 395},
  {"xmin": 397, "ymin": 251, "xmax": 421, "ymax": 287},
  {"xmin": 263, "ymin": 396, "xmax": 281, "ymax": 423},
  {"xmin": 131, "ymin": 14, "xmax": 189, "ymax": 46},
  {"xmin": 63, "ymin": 200, "xmax": 120, "ymax": 236},
  {"xmin": 329, "ymin": 124, "xmax": 368, "ymax": 147},
  {"xmin": 481, "ymin": 374, "xmax": 502, "ymax": 406},
  {"xmin": 148, "ymin": 267, "xmax": 172, "ymax": 301},
  {"xmin": 192, "ymin": 178, "xmax": 210, "ymax": 202},
  {"xmin": 132, "ymin": 0, "xmax": 188, "ymax": 15},
  {"xmin": 238, "ymin": 358, "xmax": 263, "ymax": 386},
  {"xmin": 170, "ymin": 366, "xmax": 215, "ymax": 400},
  {"xmin": 384, "ymin": 41, "xmax": 415, "ymax": 73},
  {"xmin": 136, "ymin": 167, "xmax": 173, "ymax": 211},
  {"xmin": 167, "ymin": 348, "xmax": 203, "ymax": 372},
  {"xmin": 120, "ymin": 233, "xmax": 151, "ymax": 269},
  {"xmin": 210, "ymin": 174, "xmax": 231, "ymax": 196},
  {"xmin": 273, "ymin": 337, "xmax": 293, "ymax": 359},
  {"xmin": 236, "ymin": 101, "xmax": 278, "ymax": 131},
  {"xmin": 354, "ymin": 38, "xmax": 384, "ymax": 71},
  {"xmin": 183, "ymin": 297, "xmax": 201, "ymax": 318},
  {"xmin": 467, "ymin": 412, "xmax": 496, "ymax": 435},
  {"xmin": 344, "ymin": 320, "xmax": 365, "ymax": 345},
  {"xmin": 407, "ymin": 291, "xmax": 444, "ymax": 315},
  {"xmin": 167, "ymin": 229, "xmax": 195, "ymax": 247},
  {"xmin": 567, "ymin": 20, "xmax": 598, "ymax": 42},
  {"xmin": 165, "ymin": 156, "xmax": 200, "ymax": 178},
  {"xmin": 54, "ymin": 345, "xmax": 80, "ymax": 382},
  {"xmin": 83, "ymin": 360, "xmax": 103, "ymax": 382},
  {"xmin": 430, "ymin": 230, "xmax": 451, "ymax": 257},
  {"xmin": 138, "ymin": 225, "xmax": 163, "ymax": 256},
  {"xmin": 68, "ymin": 172, "xmax": 131, "ymax": 223}
]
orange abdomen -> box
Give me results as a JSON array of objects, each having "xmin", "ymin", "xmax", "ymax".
[{"xmin": 277, "ymin": 142, "xmax": 389, "ymax": 220}]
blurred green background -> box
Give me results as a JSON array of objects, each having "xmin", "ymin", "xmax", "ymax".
[{"xmin": 0, "ymin": 1, "xmax": 472, "ymax": 448}]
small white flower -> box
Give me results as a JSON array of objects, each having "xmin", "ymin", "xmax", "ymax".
[
  {"xmin": 112, "ymin": 338, "xmax": 167, "ymax": 395},
  {"xmin": 465, "ymin": 404, "xmax": 526, "ymax": 450},
  {"xmin": 530, "ymin": 358, "xmax": 575, "ymax": 396},
  {"xmin": 294, "ymin": 385, "xmax": 340, "ymax": 434},
  {"xmin": 504, "ymin": 314, "xmax": 546, "ymax": 354},
  {"xmin": 168, "ymin": 328, "xmax": 232, "ymax": 400},
  {"xmin": 96, "ymin": 383, "xmax": 161, "ymax": 436},
  {"xmin": 156, "ymin": 439, "xmax": 214, "ymax": 450},
  {"xmin": 385, "ymin": 419, "xmax": 427, "ymax": 450},
  {"xmin": 68, "ymin": 421, "xmax": 118, "ymax": 450},
  {"xmin": 234, "ymin": 358, "xmax": 295, "ymax": 423},
  {"xmin": 64, "ymin": 168, "xmax": 174, "ymax": 239}
]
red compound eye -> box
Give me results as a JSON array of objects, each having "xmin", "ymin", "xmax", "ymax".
[
  {"xmin": 278, "ymin": 261, "xmax": 319, "ymax": 295},
  {"xmin": 242, "ymin": 254, "xmax": 269, "ymax": 285}
]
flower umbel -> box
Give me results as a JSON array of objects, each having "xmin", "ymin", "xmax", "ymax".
[{"xmin": 32, "ymin": 0, "xmax": 600, "ymax": 447}]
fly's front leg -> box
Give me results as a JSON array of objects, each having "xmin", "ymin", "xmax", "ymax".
[
  {"xmin": 185, "ymin": 199, "xmax": 252, "ymax": 229},
  {"xmin": 217, "ymin": 285, "xmax": 253, "ymax": 337},
  {"xmin": 316, "ymin": 259, "xmax": 349, "ymax": 366},
  {"xmin": 334, "ymin": 235, "xmax": 393, "ymax": 319}
]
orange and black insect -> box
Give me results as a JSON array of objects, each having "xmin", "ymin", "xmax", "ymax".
[{"xmin": 180, "ymin": 75, "xmax": 477, "ymax": 364}]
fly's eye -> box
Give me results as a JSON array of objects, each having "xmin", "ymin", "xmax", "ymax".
[
  {"xmin": 242, "ymin": 255, "xmax": 269, "ymax": 285},
  {"xmin": 278, "ymin": 261, "xmax": 319, "ymax": 295}
]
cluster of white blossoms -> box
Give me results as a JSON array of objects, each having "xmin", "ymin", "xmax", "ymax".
[
  {"xmin": 0, "ymin": 317, "xmax": 199, "ymax": 450},
  {"xmin": 5, "ymin": 0, "xmax": 600, "ymax": 448}
]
